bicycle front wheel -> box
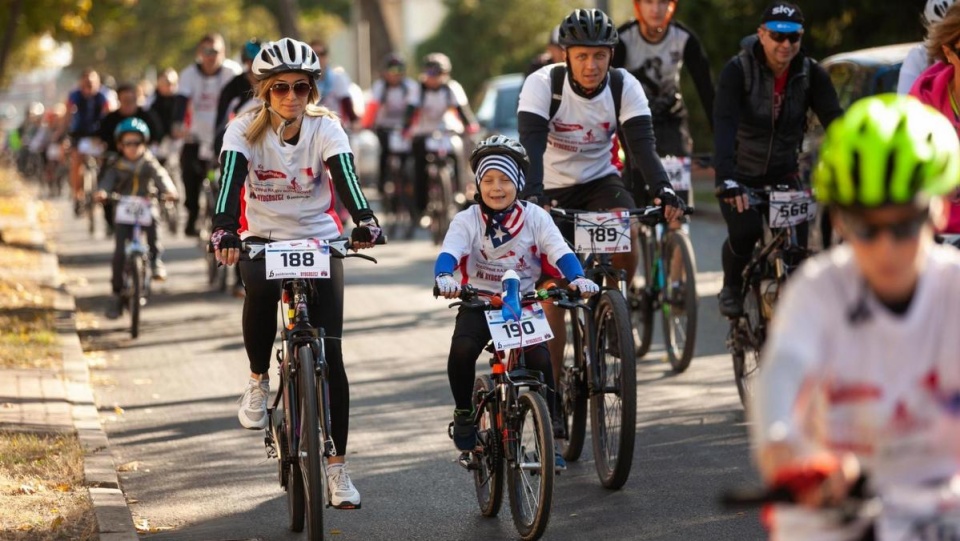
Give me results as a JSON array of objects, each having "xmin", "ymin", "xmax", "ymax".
[
  {"xmin": 591, "ymin": 291, "xmax": 637, "ymax": 490},
  {"xmin": 632, "ymin": 230, "xmax": 655, "ymax": 358},
  {"xmin": 558, "ymin": 309, "xmax": 588, "ymax": 462},
  {"xmin": 507, "ymin": 392, "xmax": 554, "ymax": 541},
  {"xmin": 661, "ymin": 231, "xmax": 699, "ymax": 373},
  {"xmin": 297, "ymin": 346, "xmax": 324, "ymax": 540},
  {"xmin": 472, "ymin": 375, "xmax": 503, "ymax": 517},
  {"xmin": 429, "ymin": 163, "xmax": 455, "ymax": 245},
  {"xmin": 733, "ymin": 283, "xmax": 764, "ymax": 409},
  {"xmin": 129, "ymin": 257, "xmax": 142, "ymax": 339}
]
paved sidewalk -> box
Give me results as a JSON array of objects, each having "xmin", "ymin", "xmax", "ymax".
[{"xmin": 0, "ymin": 198, "xmax": 138, "ymax": 541}]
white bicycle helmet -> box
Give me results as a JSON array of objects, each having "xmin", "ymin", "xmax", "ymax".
[
  {"xmin": 924, "ymin": 0, "xmax": 956, "ymax": 26},
  {"xmin": 252, "ymin": 38, "xmax": 322, "ymax": 81}
]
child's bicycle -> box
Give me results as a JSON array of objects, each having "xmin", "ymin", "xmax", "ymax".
[
  {"xmin": 436, "ymin": 282, "xmax": 579, "ymax": 541},
  {"xmin": 107, "ymin": 194, "xmax": 155, "ymax": 339}
]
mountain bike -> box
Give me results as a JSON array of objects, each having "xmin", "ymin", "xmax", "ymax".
[
  {"xmin": 381, "ymin": 128, "xmax": 416, "ymax": 240},
  {"xmin": 77, "ymin": 137, "xmax": 102, "ymax": 236},
  {"xmin": 438, "ymin": 284, "xmax": 563, "ymax": 541},
  {"xmin": 423, "ymin": 130, "xmax": 464, "ymax": 245},
  {"xmin": 198, "ymin": 169, "xmax": 227, "ymax": 292},
  {"xmin": 231, "ymin": 236, "xmax": 381, "ymax": 541},
  {"xmin": 725, "ymin": 186, "xmax": 814, "ymax": 408},
  {"xmin": 108, "ymin": 194, "xmax": 155, "ymax": 339}
]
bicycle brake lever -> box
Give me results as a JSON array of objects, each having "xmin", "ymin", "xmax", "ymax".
[{"xmin": 346, "ymin": 252, "xmax": 378, "ymax": 263}]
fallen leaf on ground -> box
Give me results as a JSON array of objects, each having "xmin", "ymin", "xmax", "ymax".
[
  {"xmin": 50, "ymin": 516, "xmax": 64, "ymax": 528},
  {"xmin": 18, "ymin": 484, "xmax": 37, "ymax": 494},
  {"xmin": 114, "ymin": 405, "xmax": 125, "ymax": 415},
  {"xmin": 117, "ymin": 461, "xmax": 141, "ymax": 472},
  {"xmin": 54, "ymin": 483, "xmax": 71, "ymax": 492}
]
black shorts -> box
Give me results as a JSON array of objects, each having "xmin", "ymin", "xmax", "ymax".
[{"xmin": 544, "ymin": 174, "xmax": 636, "ymax": 212}]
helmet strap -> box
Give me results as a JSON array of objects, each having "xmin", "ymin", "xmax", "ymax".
[{"xmin": 267, "ymin": 106, "xmax": 304, "ymax": 147}]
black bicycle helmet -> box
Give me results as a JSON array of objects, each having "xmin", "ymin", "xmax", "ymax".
[
  {"xmin": 469, "ymin": 135, "xmax": 530, "ymax": 176},
  {"xmin": 558, "ymin": 8, "xmax": 619, "ymax": 47},
  {"xmin": 383, "ymin": 52, "xmax": 406, "ymax": 71}
]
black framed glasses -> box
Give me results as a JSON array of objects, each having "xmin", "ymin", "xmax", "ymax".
[
  {"xmin": 270, "ymin": 81, "xmax": 312, "ymax": 98},
  {"xmin": 768, "ymin": 31, "xmax": 803, "ymax": 44},
  {"xmin": 840, "ymin": 212, "xmax": 928, "ymax": 243}
]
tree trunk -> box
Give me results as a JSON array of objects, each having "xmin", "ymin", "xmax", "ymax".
[
  {"xmin": 358, "ymin": 0, "xmax": 394, "ymax": 82},
  {"xmin": 276, "ymin": 0, "xmax": 302, "ymax": 39},
  {"xmin": 0, "ymin": 0, "xmax": 25, "ymax": 88}
]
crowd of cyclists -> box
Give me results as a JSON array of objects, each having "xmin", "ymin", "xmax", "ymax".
[{"xmin": 5, "ymin": 0, "xmax": 960, "ymax": 538}]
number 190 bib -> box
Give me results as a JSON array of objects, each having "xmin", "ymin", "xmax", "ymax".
[
  {"xmin": 485, "ymin": 304, "xmax": 554, "ymax": 351},
  {"xmin": 264, "ymin": 239, "xmax": 331, "ymax": 280}
]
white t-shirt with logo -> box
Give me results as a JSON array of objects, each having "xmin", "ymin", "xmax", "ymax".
[
  {"xmin": 518, "ymin": 64, "xmax": 652, "ymax": 189},
  {"xmin": 753, "ymin": 244, "xmax": 960, "ymax": 540},
  {"xmin": 221, "ymin": 112, "xmax": 353, "ymax": 241},
  {"xmin": 370, "ymin": 78, "xmax": 420, "ymax": 129},
  {"xmin": 178, "ymin": 59, "xmax": 243, "ymax": 153},
  {"xmin": 439, "ymin": 203, "xmax": 571, "ymax": 293},
  {"xmin": 413, "ymin": 80, "xmax": 470, "ymax": 136}
]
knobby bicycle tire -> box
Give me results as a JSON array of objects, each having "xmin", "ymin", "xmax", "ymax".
[
  {"xmin": 558, "ymin": 309, "xmax": 588, "ymax": 462},
  {"xmin": 733, "ymin": 282, "xmax": 764, "ymax": 409},
  {"xmin": 285, "ymin": 370, "xmax": 305, "ymax": 532},
  {"xmin": 297, "ymin": 346, "xmax": 325, "ymax": 540},
  {"xmin": 661, "ymin": 231, "xmax": 699, "ymax": 373},
  {"xmin": 472, "ymin": 375, "xmax": 503, "ymax": 517},
  {"xmin": 508, "ymin": 391, "xmax": 554, "ymax": 541},
  {"xmin": 633, "ymin": 228, "xmax": 656, "ymax": 358},
  {"xmin": 592, "ymin": 291, "xmax": 637, "ymax": 490},
  {"xmin": 429, "ymin": 162, "xmax": 455, "ymax": 245},
  {"xmin": 129, "ymin": 256, "xmax": 142, "ymax": 339}
]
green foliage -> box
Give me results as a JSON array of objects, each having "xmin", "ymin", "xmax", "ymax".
[{"xmin": 416, "ymin": 0, "xmax": 581, "ymax": 100}]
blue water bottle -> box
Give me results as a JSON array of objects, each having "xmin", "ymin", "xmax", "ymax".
[{"xmin": 501, "ymin": 269, "xmax": 521, "ymax": 322}]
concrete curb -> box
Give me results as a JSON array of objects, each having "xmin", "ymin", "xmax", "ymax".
[{"xmin": 55, "ymin": 256, "xmax": 139, "ymax": 539}]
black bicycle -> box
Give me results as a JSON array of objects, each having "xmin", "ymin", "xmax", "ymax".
[
  {"xmin": 439, "ymin": 284, "xmax": 566, "ymax": 541},
  {"xmin": 105, "ymin": 194, "xmax": 157, "ymax": 339},
  {"xmin": 423, "ymin": 130, "xmax": 464, "ymax": 245},
  {"xmin": 725, "ymin": 186, "xmax": 814, "ymax": 408},
  {"xmin": 228, "ymin": 236, "xmax": 381, "ymax": 541}
]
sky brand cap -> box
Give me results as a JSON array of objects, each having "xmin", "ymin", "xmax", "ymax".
[{"xmin": 761, "ymin": 2, "xmax": 804, "ymax": 33}]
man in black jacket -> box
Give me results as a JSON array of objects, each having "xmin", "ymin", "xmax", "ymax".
[{"xmin": 713, "ymin": 1, "xmax": 842, "ymax": 317}]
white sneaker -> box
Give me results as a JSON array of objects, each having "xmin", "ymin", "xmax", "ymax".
[
  {"xmin": 237, "ymin": 377, "xmax": 269, "ymax": 430},
  {"xmin": 327, "ymin": 463, "xmax": 361, "ymax": 509}
]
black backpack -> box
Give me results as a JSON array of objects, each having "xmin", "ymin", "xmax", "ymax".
[{"xmin": 547, "ymin": 65, "xmax": 624, "ymax": 123}]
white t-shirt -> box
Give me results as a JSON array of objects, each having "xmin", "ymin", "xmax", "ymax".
[
  {"xmin": 752, "ymin": 244, "xmax": 960, "ymax": 540},
  {"xmin": 178, "ymin": 60, "xmax": 243, "ymax": 151},
  {"xmin": 318, "ymin": 67, "xmax": 353, "ymax": 114},
  {"xmin": 370, "ymin": 78, "xmax": 420, "ymax": 129},
  {"xmin": 413, "ymin": 80, "xmax": 470, "ymax": 135},
  {"xmin": 518, "ymin": 64, "xmax": 652, "ymax": 189},
  {"xmin": 220, "ymin": 112, "xmax": 355, "ymax": 241},
  {"xmin": 897, "ymin": 44, "xmax": 930, "ymax": 95},
  {"xmin": 439, "ymin": 202, "xmax": 572, "ymax": 293}
]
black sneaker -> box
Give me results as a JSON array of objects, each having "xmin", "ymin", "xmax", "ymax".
[
  {"xmin": 718, "ymin": 286, "xmax": 744, "ymax": 318},
  {"xmin": 449, "ymin": 409, "xmax": 477, "ymax": 451}
]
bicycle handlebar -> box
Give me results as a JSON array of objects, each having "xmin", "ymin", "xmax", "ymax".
[
  {"xmin": 550, "ymin": 204, "xmax": 693, "ymax": 226},
  {"xmin": 205, "ymin": 234, "xmax": 385, "ymax": 263},
  {"xmin": 433, "ymin": 283, "xmax": 585, "ymax": 310}
]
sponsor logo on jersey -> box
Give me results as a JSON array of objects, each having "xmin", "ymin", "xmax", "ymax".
[
  {"xmin": 254, "ymin": 166, "xmax": 286, "ymax": 181},
  {"xmin": 552, "ymin": 121, "xmax": 583, "ymax": 133}
]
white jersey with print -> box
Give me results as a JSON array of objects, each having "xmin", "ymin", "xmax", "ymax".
[
  {"xmin": 617, "ymin": 23, "xmax": 688, "ymax": 105},
  {"xmin": 413, "ymin": 80, "xmax": 469, "ymax": 136},
  {"xmin": 178, "ymin": 59, "xmax": 243, "ymax": 149},
  {"xmin": 220, "ymin": 112, "xmax": 354, "ymax": 241},
  {"xmin": 370, "ymin": 78, "xmax": 420, "ymax": 129},
  {"xmin": 518, "ymin": 64, "xmax": 652, "ymax": 189},
  {"xmin": 439, "ymin": 203, "xmax": 571, "ymax": 293},
  {"xmin": 752, "ymin": 244, "xmax": 960, "ymax": 541},
  {"xmin": 897, "ymin": 44, "xmax": 930, "ymax": 95}
]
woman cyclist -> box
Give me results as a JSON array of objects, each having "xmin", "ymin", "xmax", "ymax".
[
  {"xmin": 210, "ymin": 37, "xmax": 381, "ymax": 510},
  {"xmin": 750, "ymin": 94, "xmax": 960, "ymax": 540},
  {"xmin": 434, "ymin": 135, "xmax": 599, "ymax": 472}
]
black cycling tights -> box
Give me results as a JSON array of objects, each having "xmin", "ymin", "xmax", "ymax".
[
  {"xmin": 239, "ymin": 253, "xmax": 349, "ymax": 455},
  {"xmin": 447, "ymin": 308, "xmax": 556, "ymax": 418},
  {"xmin": 720, "ymin": 202, "xmax": 808, "ymax": 288}
]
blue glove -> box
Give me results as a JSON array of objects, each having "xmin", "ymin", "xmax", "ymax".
[
  {"xmin": 435, "ymin": 274, "xmax": 460, "ymax": 298},
  {"xmin": 569, "ymin": 276, "xmax": 599, "ymax": 297}
]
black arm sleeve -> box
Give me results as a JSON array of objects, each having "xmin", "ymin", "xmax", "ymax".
[
  {"xmin": 518, "ymin": 111, "xmax": 550, "ymax": 200},
  {"xmin": 173, "ymin": 95, "xmax": 190, "ymax": 124},
  {"xmin": 325, "ymin": 152, "xmax": 375, "ymax": 225},
  {"xmin": 809, "ymin": 62, "xmax": 844, "ymax": 130},
  {"xmin": 211, "ymin": 150, "xmax": 249, "ymax": 233},
  {"xmin": 139, "ymin": 109, "xmax": 163, "ymax": 145},
  {"xmin": 403, "ymin": 104, "xmax": 417, "ymax": 130},
  {"xmin": 620, "ymin": 115, "xmax": 671, "ymax": 193},
  {"xmin": 215, "ymin": 78, "xmax": 242, "ymax": 134},
  {"xmin": 682, "ymin": 31, "xmax": 715, "ymax": 131},
  {"xmin": 713, "ymin": 59, "xmax": 744, "ymax": 184},
  {"xmin": 340, "ymin": 97, "xmax": 359, "ymax": 123},
  {"xmin": 455, "ymin": 104, "xmax": 478, "ymax": 128}
]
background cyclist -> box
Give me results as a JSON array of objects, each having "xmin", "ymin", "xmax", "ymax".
[{"xmin": 897, "ymin": 0, "xmax": 958, "ymax": 94}]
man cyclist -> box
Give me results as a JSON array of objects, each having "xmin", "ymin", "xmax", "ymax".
[
  {"xmin": 362, "ymin": 53, "xmax": 419, "ymax": 199},
  {"xmin": 518, "ymin": 8, "xmax": 681, "ymax": 403},
  {"xmin": 713, "ymin": 1, "xmax": 842, "ymax": 317},
  {"xmin": 65, "ymin": 68, "xmax": 113, "ymax": 214},
  {"xmin": 750, "ymin": 94, "xmax": 960, "ymax": 540},
  {"xmin": 173, "ymin": 33, "xmax": 242, "ymax": 237},
  {"xmin": 215, "ymin": 39, "xmax": 262, "ymax": 143},
  {"xmin": 310, "ymin": 40, "xmax": 361, "ymax": 128},
  {"xmin": 613, "ymin": 0, "xmax": 714, "ymax": 209}
]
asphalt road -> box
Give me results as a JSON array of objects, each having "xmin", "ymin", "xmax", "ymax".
[{"xmin": 53, "ymin": 199, "xmax": 766, "ymax": 541}]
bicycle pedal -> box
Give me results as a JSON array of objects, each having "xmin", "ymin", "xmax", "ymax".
[{"xmin": 457, "ymin": 452, "xmax": 478, "ymax": 470}]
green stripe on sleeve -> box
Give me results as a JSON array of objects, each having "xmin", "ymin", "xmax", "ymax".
[
  {"xmin": 216, "ymin": 151, "xmax": 237, "ymax": 213},
  {"xmin": 338, "ymin": 153, "xmax": 368, "ymax": 208}
]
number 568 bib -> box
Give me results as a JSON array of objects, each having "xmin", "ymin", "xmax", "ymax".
[{"xmin": 264, "ymin": 239, "xmax": 331, "ymax": 280}]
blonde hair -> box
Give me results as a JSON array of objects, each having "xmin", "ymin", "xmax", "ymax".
[
  {"xmin": 927, "ymin": 2, "xmax": 960, "ymax": 63},
  {"xmin": 244, "ymin": 72, "xmax": 339, "ymax": 145}
]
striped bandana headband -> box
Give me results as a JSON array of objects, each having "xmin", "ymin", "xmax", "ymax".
[{"xmin": 476, "ymin": 155, "xmax": 525, "ymax": 193}]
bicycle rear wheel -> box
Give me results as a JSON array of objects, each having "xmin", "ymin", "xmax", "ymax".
[
  {"xmin": 472, "ymin": 375, "xmax": 503, "ymax": 517},
  {"xmin": 129, "ymin": 257, "xmax": 142, "ymax": 339},
  {"xmin": 297, "ymin": 346, "xmax": 324, "ymax": 540},
  {"xmin": 631, "ymin": 230, "xmax": 656, "ymax": 358},
  {"xmin": 591, "ymin": 291, "xmax": 637, "ymax": 490},
  {"xmin": 558, "ymin": 309, "xmax": 588, "ymax": 462},
  {"xmin": 507, "ymin": 392, "xmax": 554, "ymax": 541},
  {"xmin": 661, "ymin": 231, "xmax": 699, "ymax": 373},
  {"xmin": 428, "ymin": 163, "xmax": 455, "ymax": 245}
]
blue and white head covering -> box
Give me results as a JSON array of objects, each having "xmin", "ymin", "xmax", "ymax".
[{"xmin": 475, "ymin": 154, "xmax": 526, "ymax": 193}]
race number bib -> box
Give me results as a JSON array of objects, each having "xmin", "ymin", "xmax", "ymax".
[
  {"xmin": 769, "ymin": 190, "xmax": 816, "ymax": 228},
  {"xmin": 114, "ymin": 196, "xmax": 152, "ymax": 226},
  {"xmin": 661, "ymin": 155, "xmax": 691, "ymax": 192},
  {"xmin": 485, "ymin": 304, "xmax": 554, "ymax": 352},
  {"xmin": 76, "ymin": 137, "xmax": 102, "ymax": 157},
  {"xmin": 264, "ymin": 239, "xmax": 331, "ymax": 280},
  {"xmin": 574, "ymin": 211, "xmax": 630, "ymax": 254},
  {"xmin": 388, "ymin": 130, "xmax": 411, "ymax": 153}
]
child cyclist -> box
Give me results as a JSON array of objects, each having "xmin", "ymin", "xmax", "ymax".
[
  {"xmin": 434, "ymin": 135, "xmax": 599, "ymax": 471},
  {"xmin": 96, "ymin": 117, "xmax": 178, "ymax": 319}
]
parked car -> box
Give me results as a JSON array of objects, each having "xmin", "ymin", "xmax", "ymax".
[{"xmin": 474, "ymin": 73, "xmax": 524, "ymax": 141}]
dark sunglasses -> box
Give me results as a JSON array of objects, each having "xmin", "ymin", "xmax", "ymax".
[
  {"xmin": 201, "ymin": 47, "xmax": 222, "ymax": 56},
  {"xmin": 270, "ymin": 81, "xmax": 312, "ymax": 98},
  {"xmin": 841, "ymin": 212, "xmax": 928, "ymax": 243},
  {"xmin": 768, "ymin": 31, "xmax": 802, "ymax": 44},
  {"xmin": 120, "ymin": 139, "xmax": 144, "ymax": 148}
]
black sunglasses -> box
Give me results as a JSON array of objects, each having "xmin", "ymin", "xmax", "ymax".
[
  {"xmin": 120, "ymin": 139, "xmax": 144, "ymax": 148},
  {"xmin": 841, "ymin": 212, "xmax": 928, "ymax": 243},
  {"xmin": 768, "ymin": 31, "xmax": 803, "ymax": 44},
  {"xmin": 270, "ymin": 81, "xmax": 312, "ymax": 98}
]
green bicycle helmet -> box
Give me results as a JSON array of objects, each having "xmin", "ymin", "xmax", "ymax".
[{"xmin": 813, "ymin": 93, "xmax": 960, "ymax": 207}]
